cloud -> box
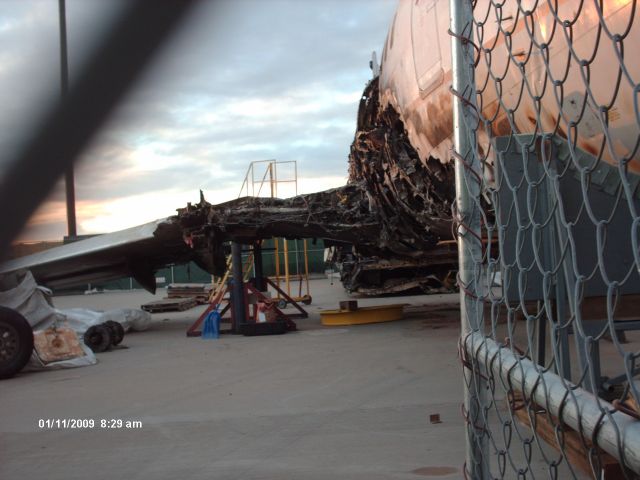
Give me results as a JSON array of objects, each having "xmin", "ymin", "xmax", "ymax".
[{"xmin": 4, "ymin": 0, "xmax": 397, "ymax": 241}]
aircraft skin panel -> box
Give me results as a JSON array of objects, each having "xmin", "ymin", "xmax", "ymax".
[
  {"xmin": 380, "ymin": 0, "xmax": 640, "ymax": 172},
  {"xmin": 1, "ymin": 219, "xmax": 167, "ymax": 274},
  {"xmin": 0, "ymin": 218, "xmax": 198, "ymax": 293}
]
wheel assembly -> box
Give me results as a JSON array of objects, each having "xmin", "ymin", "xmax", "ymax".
[
  {"xmin": 103, "ymin": 321, "xmax": 124, "ymax": 346},
  {"xmin": 0, "ymin": 306, "xmax": 34, "ymax": 379},
  {"xmin": 83, "ymin": 324, "xmax": 112, "ymax": 353}
]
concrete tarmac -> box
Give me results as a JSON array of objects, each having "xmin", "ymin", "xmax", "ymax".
[{"xmin": 1, "ymin": 278, "xmax": 589, "ymax": 479}]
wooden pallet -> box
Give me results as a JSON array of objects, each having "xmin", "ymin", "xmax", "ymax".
[
  {"xmin": 166, "ymin": 283, "xmax": 213, "ymax": 304},
  {"xmin": 141, "ymin": 297, "xmax": 197, "ymax": 313}
]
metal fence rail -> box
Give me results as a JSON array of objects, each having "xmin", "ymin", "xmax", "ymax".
[{"xmin": 451, "ymin": 0, "xmax": 640, "ymax": 477}]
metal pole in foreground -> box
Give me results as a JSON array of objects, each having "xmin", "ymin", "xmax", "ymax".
[
  {"xmin": 231, "ymin": 242, "xmax": 246, "ymax": 334},
  {"xmin": 59, "ymin": 0, "xmax": 77, "ymax": 239},
  {"xmin": 450, "ymin": 0, "xmax": 489, "ymax": 477}
]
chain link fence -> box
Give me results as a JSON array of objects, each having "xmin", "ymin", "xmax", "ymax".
[{"xmin": 450, "ymin": 0, "xmax": 640, "ymax": 477}]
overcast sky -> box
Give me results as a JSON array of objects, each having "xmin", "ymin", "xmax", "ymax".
[{"xmin": 0, "ymin": 0, "xmax": 396, "ymax": 241}]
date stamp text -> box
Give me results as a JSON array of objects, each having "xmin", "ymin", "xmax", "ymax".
[{"xmin": 38, "ymin": 418, "xmax": 142, "ymax": 429}]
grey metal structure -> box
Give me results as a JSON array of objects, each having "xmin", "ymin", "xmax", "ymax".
[
  {"xmin": 451, "ymin": 0, "xmax": 640, "ymax": 477},
  {"xmin": 450, "ymin": 0, "xmax": 489, "ymax": 477},
  {"xmin": 231, "ymin": 242, "xmax": 247, "ymax": 334},
  {"xmin": 0, "ymin": 219, "xmax": 199, "ymax": 293}
]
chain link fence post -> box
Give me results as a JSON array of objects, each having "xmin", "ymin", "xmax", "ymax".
[
  {"xmin": 449, "ymin": 0, "xmax": 640, "ymax": 476},
  {"xmin": 450, "ymin": 0, "xmax": 490, "ymax": 477}
]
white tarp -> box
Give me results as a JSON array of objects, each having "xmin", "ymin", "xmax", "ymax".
[
  {"xmin": 60, "ymin": 307, "xmax": 152, "ymax": 333},
  {"xmin": 0, "ymin": 270, "xmax": 151, "ymax": 371},
  {"xmin": 0, "ymin": 269, "xmax": 63, "ymax": 328}
]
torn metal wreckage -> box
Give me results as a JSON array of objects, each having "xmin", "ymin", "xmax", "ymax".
[
  {"xmin": 0, "ymin": 76, "xmax": 458, "ymax": 297},
  {"xmin": 1, "ymin": 0, "xmax": 463, "ymax": 297},
  {"xmin": 1, "ymin": 79, "xmax": 458, "ymax": 296},
  {"xmin": 177, "ymin": 77, "xmax": 457, "ymax": 295}
]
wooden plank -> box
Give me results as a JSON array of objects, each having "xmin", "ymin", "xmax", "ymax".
[
  {"xmin": 141, "ymin": 297, "xmax": 197, "ymax": 313},
  {"xmin": 510, "ymin": 394, "xmax": 624, "ymax": 478},
  {"xmin": 166, "ymin": 283, "xmax": 213, "ymax": 304}
]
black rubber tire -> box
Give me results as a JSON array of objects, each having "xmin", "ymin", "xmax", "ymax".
[
  {"xmin": 0, "ymin": 306, "xmax": 34, "ymax": 379},
  {"xmin": 104, "ymin": 321, "xmax": 125, "ymax": 346},
  {"xmin": 84, "ymin": 324, "xmax": 112, "ymax": 353},
  {"xmin": 277, "ymin": 299, "xmax": 287, "ymax": 309}
]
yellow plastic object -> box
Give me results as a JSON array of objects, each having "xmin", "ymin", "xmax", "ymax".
[{"xmin": 320, "ymin": 304, "xmax": 405, "ymax": 326}]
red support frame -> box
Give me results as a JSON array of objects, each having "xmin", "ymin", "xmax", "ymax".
[
  {"xmin": 186, "ymin": 283, "xmax": 230, "ymax": 337},
  {"xmin": 186, "ymin": 277, "xmax": 304, "ymax": 336}
]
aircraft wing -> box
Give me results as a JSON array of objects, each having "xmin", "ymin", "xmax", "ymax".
[{"xmin": 0, "ymin": 218, "xmax": 200, "ymax": 293}]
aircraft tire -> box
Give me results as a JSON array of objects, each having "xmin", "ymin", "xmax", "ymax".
[
  {"xmin": 104, "ymin": 321, "xmax": 124, "ymax": 346},
  {"xmin": 84, "ymin": 324, "xmax": 112, "ymax": 353},
  {"xmin": 0, "ymin": 306, "xmax": 34, "ymax": 379}
]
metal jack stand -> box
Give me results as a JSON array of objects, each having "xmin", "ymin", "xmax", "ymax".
[{"xmin": 186, "ymin": 241, "xmax": 307, "ymax": 337}]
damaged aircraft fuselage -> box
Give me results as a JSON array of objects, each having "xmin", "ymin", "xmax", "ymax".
[
  {"xmin": 12, "ymin": 0, "xmax": 639, "ymax": 295},
  {"xmin": 2, "ymin": 0, "xmax": 461, "ymax": 295},
  {"xmin": 175, "ymin": 0, "xmax": 462, "ymax": 295}
]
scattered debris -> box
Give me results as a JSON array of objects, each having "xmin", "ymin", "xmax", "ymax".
[
  {"xmin": 33, "ymin": 326, "xmax": 84, "ymax": 363},
  {"xmin": 429, "ymin": 413, "xmax": 442, "ymax": 424},
  {"xmin": 339, "ymin": 300, "xmax": 358, "ymax": 311},
  {"xmin": 141, "ymin": 297, "xmax": 197, "ymax": 313},
  {"xmin": 410, "ymin": 466, "xmax": 459, "ymax": 477},
  {"xmin": 166, "ymin": 283, "xmax": 212, "ymax": 304}
]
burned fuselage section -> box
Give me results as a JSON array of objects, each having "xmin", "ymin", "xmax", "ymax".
[
  {"xmin": 4, "ymin": 24, "xmax": 461, "ymax": 298},
  {"xmin": 340, "ymin": 77, "xmax": 457, "ymax": 294},
  {"xmin": 3, "ymin": 74, "xmax": 459, "ymax": 297},
  {"xmin": 177, "ymin": 77, "xmax": 458, "ymax": 295},
  {"xmin": 177, "ymin": 185, "xmax": 380, "ymax": 276}
]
